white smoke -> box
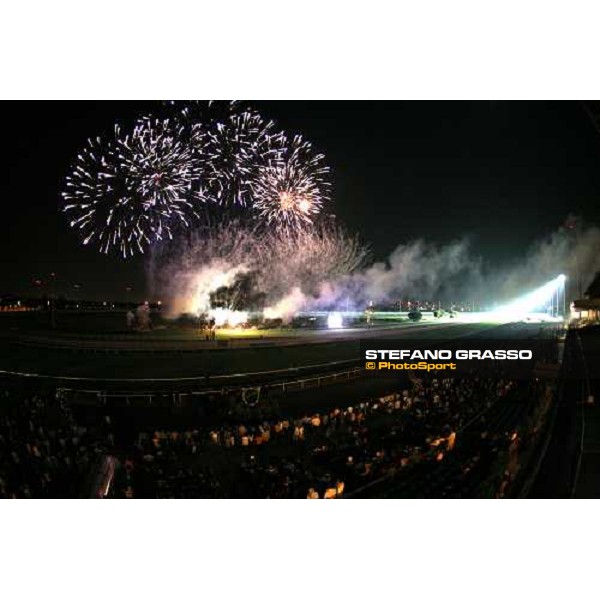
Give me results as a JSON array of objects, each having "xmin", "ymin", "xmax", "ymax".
[
  {"xmin": 168, "ymin": 261, "xmax": 248, "ymax": 316},
  {"xmin": 493, "ymin": 219, "xmax": 600, "ymax": 302},
  {"xmin": 150, "ymin": 216, "xmax": 600, "ymax": 319},
  {"xmin": 263, "ymin": 287, "xmax": 307, "ymax": 322},
  {"xmin": 353, "ymin": 239, "xmax": 477, "ymax": 305},
  {"xmin": 300, "ymin": 219, "xmax": 600, "ymax": 310}
]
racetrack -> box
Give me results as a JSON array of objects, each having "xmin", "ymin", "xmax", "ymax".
[{"xmin": 0, "ymin": 315, "xmax": 558, "ymax": 382}]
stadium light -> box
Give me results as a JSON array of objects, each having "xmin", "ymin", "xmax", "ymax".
[
  {"xmin": 455, "ymin": 274, "xmax": 567, "ymax": 323},
  {"xmin": 327, "ymin": 312, "xmax": 343, "ymax": 329},
  {"xmin": 489, "ymin": 274, "xmax": 567, "ymax": 322}
]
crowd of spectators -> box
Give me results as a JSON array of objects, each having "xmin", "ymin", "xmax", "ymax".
[
  {"xmin": 0, "ymin": 386, "xmax": 106, "ymax": 498},
  {"xmin": 0, "ymin": 374, "xmax": 548, "ymax": 499},
  {"xmin": 109, "ymin": 377, "xmax": 517, "ymax": 498}
]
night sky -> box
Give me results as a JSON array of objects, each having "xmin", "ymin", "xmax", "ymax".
[{"xmin": 3, "ymin": 101, "xmax": 600, "ymax": 300}]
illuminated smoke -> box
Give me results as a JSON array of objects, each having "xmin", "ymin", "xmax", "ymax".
[
  {"xmin": 184, "ymin": 263, "xmax": 249, "ymax": 316},
  {"xmin": 263, "ymin": 287, "xmax": 307, "ymax": 322},
  {"xmin": 152, "ymin": 211, "xmax": 600, "ymax": 321},
  {"xmin": 492, "ymin": 217, "xmax": 600, "ymax": 303},
  {"xmin": 151, "ymin": 220, "xmax": 368, "ymax": 318},
  {"xmin": 208, "ymin": 307, "xmax": 249, "ymax": 327}
]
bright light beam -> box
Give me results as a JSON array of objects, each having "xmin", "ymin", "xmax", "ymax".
[
  {"xmin": 492, "ymin": 274, "xmax": 566, "ymax": 321},
  {"xmin": 457, "ymin": 274, "xmax": 567, "ymax": 323}
]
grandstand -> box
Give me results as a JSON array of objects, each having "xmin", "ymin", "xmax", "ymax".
[{"xmin": 0, "ymin": 316, "xmax": 571, "ymax": 498}]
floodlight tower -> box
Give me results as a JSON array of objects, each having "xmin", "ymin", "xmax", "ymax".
[{"xmin": 557, "ymin": 274, "xmax": 566, "ymax": 317}]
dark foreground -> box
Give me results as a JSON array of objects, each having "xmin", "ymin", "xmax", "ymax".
[
  {"xmin": 529, "ymin": 324, "xmax": 600, "ymax": 498},
  {"xmin": 0, "ymin": 321, "xmax": 577, "ymax": 499}
]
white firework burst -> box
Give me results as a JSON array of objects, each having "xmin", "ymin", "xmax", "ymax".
[
  {"xmin": 203, "ymin": 108, "xmax": 278, "ymax": 207},
  {"xmin": 252, "ymin": 134, "xmax": 331, "ymax": 229},
  {"xmin": 62, "ymin": 118, "xmax": 204, "ymax": 258}
]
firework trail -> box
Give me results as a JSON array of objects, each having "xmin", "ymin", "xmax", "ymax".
[
  {"xmin": 252, "ymin": 134, "xmax": 331, "ymax": 229},
  {"xmin": 261, "ymin": 223, "xmax": 369, "ymax": 299},
  {"xmin": 63, "ymin": 118, "xmax": 204, "ymax": 257}
]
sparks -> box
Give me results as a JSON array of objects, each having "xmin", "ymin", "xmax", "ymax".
[{"xmin": 252, "ymin": 135, "xmax": 331, "ymax": 229}]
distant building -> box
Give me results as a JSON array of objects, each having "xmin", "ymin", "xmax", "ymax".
[{"xmin": 571, "ymin": 272, "xmax": 600, "ymax": 321}]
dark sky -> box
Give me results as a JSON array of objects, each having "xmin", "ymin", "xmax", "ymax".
[{"xmin": 3, "ymin": 101, "xmax": 600, "ymax": 300}]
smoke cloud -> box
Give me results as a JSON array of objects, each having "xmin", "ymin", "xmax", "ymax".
[
  {"xmin": 492, "ymin": 218, "xmax": 600, "ymax": 303},
  {"xmin": 149, "ymin": 215, "xmax": 600, "ymax": 319}
]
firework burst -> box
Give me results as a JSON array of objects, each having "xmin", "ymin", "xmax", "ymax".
[
  {"xmin": 63, "ymin": 118, "xmax": 204, "ymax": 257},
  {"xmin": 203, "ymin": 108, "xmax": 279, "ymax": 207},
  {"xmin": 251, "ymin": 134, "xmax": 331, "ymax": 229},
  {"xmin": 121, "ymin": 117, "xmax": 205, "ymax": 220},
  {"xmin": 62, "ymin": 101, "xmax": 336, "ymax": 257}
]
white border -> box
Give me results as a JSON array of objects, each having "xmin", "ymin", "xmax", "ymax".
[
  {"xmin": 2, "ymin": 1, "xmax": 600, "ymax": 99},
  {"xmin": 0, "ymin": 501, "xmax": 598, "ymax": 598},
  {"xmin": 2, "ymin": 1, "xmax": 599, "ymax": 596}
]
